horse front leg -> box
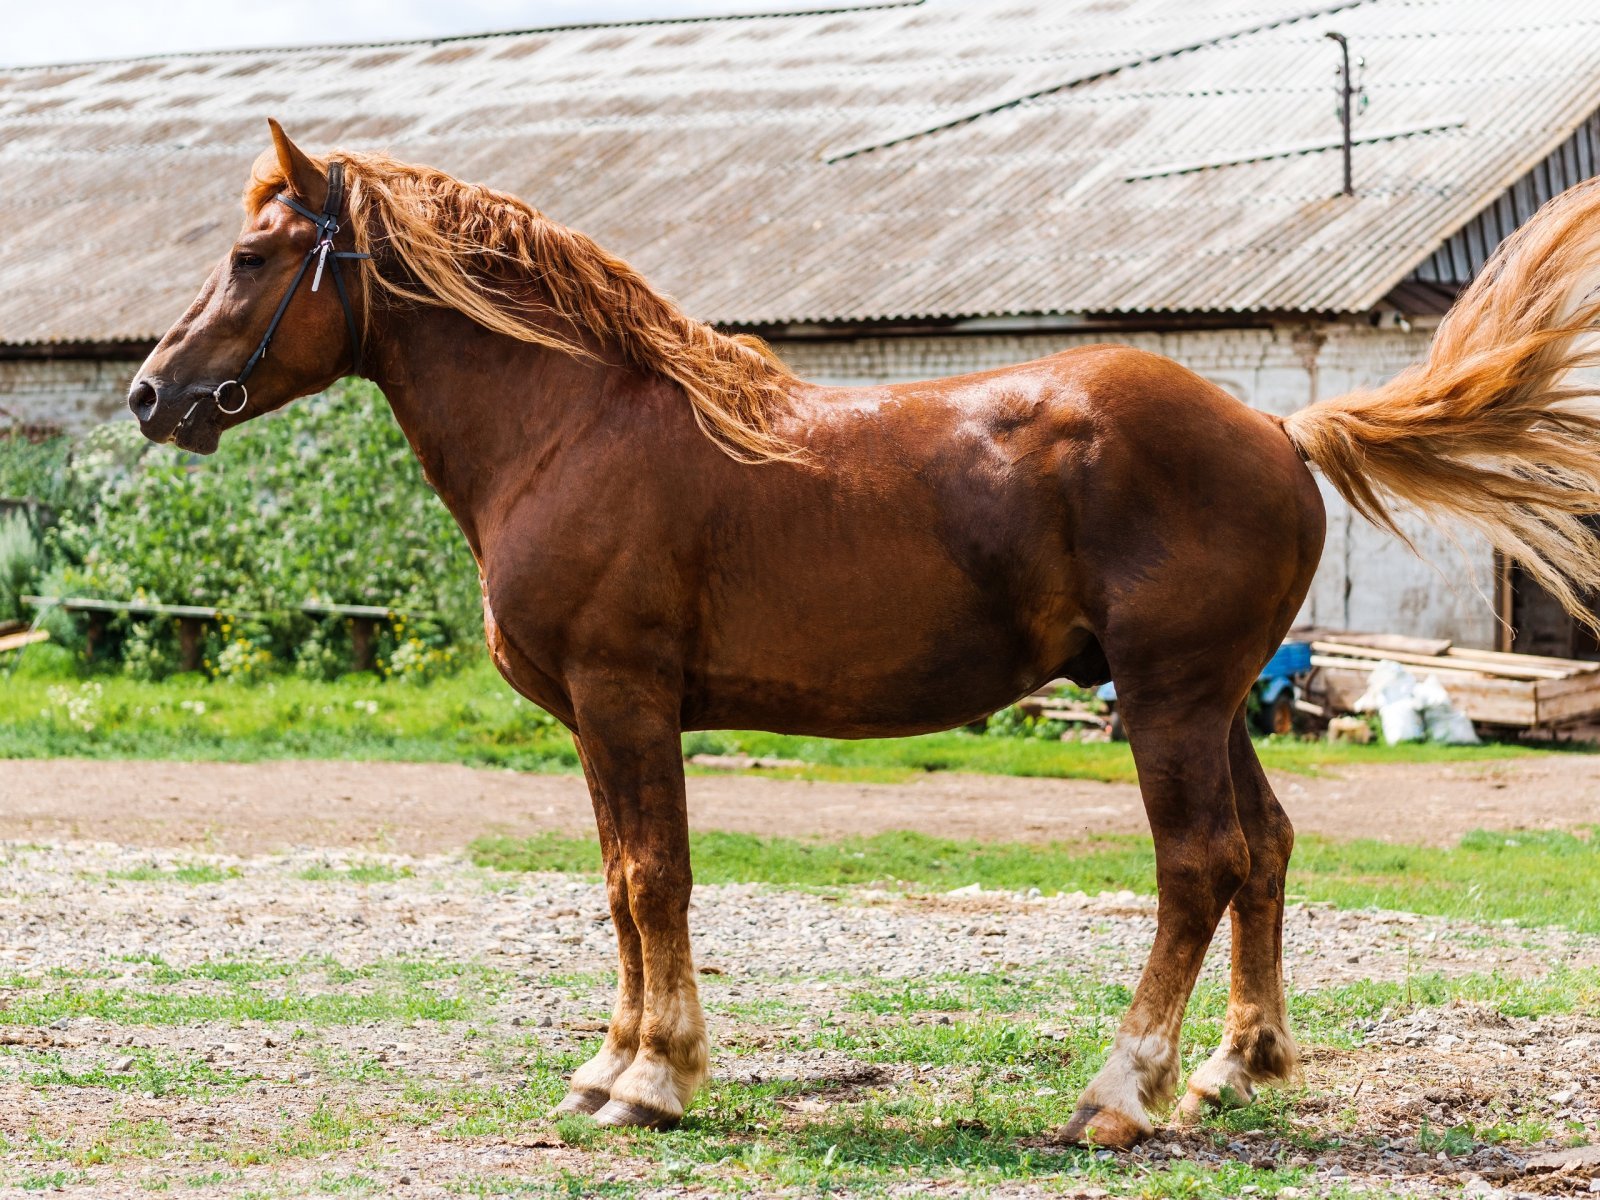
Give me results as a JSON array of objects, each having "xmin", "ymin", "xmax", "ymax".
[
  {"xmin": 552, "ymin": 738, "xmax": 646, "ymax": 1116},
  {"xmin": 1063, "ymin": 695, "xmax": 1248, "ymax": 1148},
  {"xmin": 568, "ymin": 694, "xmax": 707, "ymax": 1129}
]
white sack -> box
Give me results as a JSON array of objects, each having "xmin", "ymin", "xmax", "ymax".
[{"xmin": 1354, "ymin": 660, "xmax": 1479, "ymax": 744}]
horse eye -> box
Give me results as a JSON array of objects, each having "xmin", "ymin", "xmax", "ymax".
[{"xmin": 233, "ymin": 252, "xmax": 265, "ymax": 269}]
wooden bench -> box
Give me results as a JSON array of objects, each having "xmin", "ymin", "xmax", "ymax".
[
  {"xmin": 23, "ymin": 596, "xmax": 427, "ymax": 673},
  {"xmin": 22, "ymin": 595, "xmax": 237, "ymax": 671},
  {"xmin": 300, "ymin": 602, "xmax": 404, "ymax": 672}
]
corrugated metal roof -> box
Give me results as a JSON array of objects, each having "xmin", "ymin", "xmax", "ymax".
[{"xmin": 4, "ymin": 0, "xmax": 1600, "ymax": 345}]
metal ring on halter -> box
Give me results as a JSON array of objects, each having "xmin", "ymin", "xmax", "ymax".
[{"xmin": 214, "ymin": 380, "xmax": 249, "ymax": 415}]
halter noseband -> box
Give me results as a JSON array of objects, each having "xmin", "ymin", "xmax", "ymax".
[{"xmin": 208, "ymin": 160, "xmax": 371, "ymax": 417}]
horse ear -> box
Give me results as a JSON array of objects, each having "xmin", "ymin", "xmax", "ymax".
[{"xmin": 267, "ymin": 118, "xmax": 327, "ymax": 208}]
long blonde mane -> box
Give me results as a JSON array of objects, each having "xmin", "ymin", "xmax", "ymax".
[{"xmin": 247, "ymin": 151, "xmax": 799, "ymax": 463}]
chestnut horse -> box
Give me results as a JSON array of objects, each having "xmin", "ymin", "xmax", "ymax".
[{"xmin": 130, "ymin": 122, "xmax": 1600, "ymax": 1144}]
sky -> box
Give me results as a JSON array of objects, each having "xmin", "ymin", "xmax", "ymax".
[{"xmin": 3, "ymin": 0, "xmax": 822, "ymax": 67}]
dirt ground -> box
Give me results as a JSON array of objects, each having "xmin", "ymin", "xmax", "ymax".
[
  {"xmin": 0, "ymin": 843, "xmax": 1597, "ymax": 1198},
  {"xmin": 2, "ymin": 753, "xmax": 1598, "ymax": 853},
  {"xmin": 2, "ymin": 754, "xmax": 1599, "ymax": 1196}
]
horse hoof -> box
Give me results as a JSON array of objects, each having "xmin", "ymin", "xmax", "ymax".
[
  {"xmin": 1175, "ymin": 1090, "xmax": 1209, "ymax": 1125},
  {"xmin": 1059, "ymin": 1103, "xmax": 1149, "ymax": 1149},
  {"xmin": 592, "ymin": 1099, "xmax": 680, "ymax": 1130},
  {"xmin": 1176, "ymin": 1079, "xmax": 1253, "ymax": 1125},
  {"xmin": 551, "ymin": 1088, "xmax": 609, "ymax": 1117}
]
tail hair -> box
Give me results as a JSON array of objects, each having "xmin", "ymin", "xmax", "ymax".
[{"xmin": 1284, "ymin": 178, "xmax": 1600, "ymax": 629}]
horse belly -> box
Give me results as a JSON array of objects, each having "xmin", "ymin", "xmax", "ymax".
[{"xmin": 686, "ymin": 568, "xmax": 1085, "ymax": 737}]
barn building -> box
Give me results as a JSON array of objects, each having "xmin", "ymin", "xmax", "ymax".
[{"xmin": 3, "ymin": 0, "xmax": 1600, "ymax": 651}]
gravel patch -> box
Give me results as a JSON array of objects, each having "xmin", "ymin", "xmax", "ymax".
[
  {"xmin": 2, "ymin": 841, "xmax": 1595, "ymax": 987},
  {"xmin": 2, "ymin": 840, "xmax": 1599, "ymax": 1198}
]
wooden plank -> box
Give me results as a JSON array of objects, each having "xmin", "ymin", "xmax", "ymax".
[
  {"xmin": 1528, "ymin": 673, "xmax": 1600, "ymax": 700},
  {"xmin": 1310, "ymin": 667, "xmax": 1378, "ymax": 713},
  {"xmin": 1534, "ymin": 680, "xmax": 1600, "ymax": 726},
  {"xmin": 1037, "ymin": 708, "xmax": 1106, "ymax": 724},
  {"xmin": 1299, "ymin": 629, "xmax": 1454, "ymax": 656},
  {"xmin": 0, "ymin": 629, "xmax": 48, "ymax": 653},
  {"xmin": 1309, "ymin": 654, "xmax": 1533, "ymax": 689},
  {"xmin": 1309, "ymin": 664, "xmax": 1537, "ymax": 726},
  {"xmin": 1495, "ymin": 551, "xmax": 1514, "ymax": 653},
  {"xmin": 21, "ymin": 595, "xmax": 225, "ymax": 619},
  {"xmin": 1435, "ymin": 681, "xmax": 1538, "ymax": 726},
  {"xmin": 301, "ymin": 602, "xmax": 398, "ymax": 618},
  {"xmin": 1024, "ymin": 679, "xmax": 1073, "ymax": 698},
  {"xmin": 1443, "ymin": 646, "xmax": 1600, "ymax": 674},
  {"xmin": 1312, "ymin": 641, "xmax": 1564, "ymax": 680}
]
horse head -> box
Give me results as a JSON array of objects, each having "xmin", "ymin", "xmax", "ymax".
[{"xmin": 128, "ymin": 120, "xmax": 369, "ymax": 453}]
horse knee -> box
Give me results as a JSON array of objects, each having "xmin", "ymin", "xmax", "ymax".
[
  {"xmin": 1211, "ymin": 830, "xmax": 1252, "ymax": 908},
  {"xmin": 1261, "ymin": 799, "xmax": 1294, "ymax": 863},
  {"xmin": 1155, "ymin": 825, "xmax": 1251, "ymax": 926},
  {"xmin": 1235, "ymin": 800, "xmax": 1293, "ymax": 905},
  {"xmin": 623, "ymin": 856, "xmax": 693, "ymax": 921}
]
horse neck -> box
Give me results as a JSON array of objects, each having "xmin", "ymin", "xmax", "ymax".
[{"xmin": 364, "ymin": 303, "xmax": 632, "ymax": 554}]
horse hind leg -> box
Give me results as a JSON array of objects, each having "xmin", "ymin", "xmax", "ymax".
[
  {"xmin": 1062, "ymin": 684, "xmax": 1249, "ymax": 1147},
  {"xmin": 1177, "ymin": 710, "xmax": 1300, "ymax": 1121}
]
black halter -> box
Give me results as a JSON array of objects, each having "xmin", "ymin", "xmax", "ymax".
[{"xmin": 210, "ymin": 161, "xmax": 372, "ymax": 415}]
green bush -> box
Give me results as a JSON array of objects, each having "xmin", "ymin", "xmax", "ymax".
[
  {"xmin": 35, "ymin": 383, "xmax": 481, "ymax": 676},
  {"xmin": 0, "ymin": 432, "xmax": 73, "ymax": 509},
  {"xmin": 0, "ymin": 510, "xmax": 44, "ymax": 623},
  {"xmin": 985, "ymin": 705, "xmax": 1068, "ymax": 740}
]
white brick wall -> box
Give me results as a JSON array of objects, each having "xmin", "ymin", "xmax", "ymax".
[
  {"xmin": 0, "ymin": 358, "xmax": 140, "ymax": 432},
  {"xmin": 781, "ymin": 322, "xmax": 1498, "ymax": 648}
]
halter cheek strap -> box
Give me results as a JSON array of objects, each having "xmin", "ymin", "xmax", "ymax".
[{"xmin": 209, "ymin": 160, "xmax": 372, "ymax": 417}]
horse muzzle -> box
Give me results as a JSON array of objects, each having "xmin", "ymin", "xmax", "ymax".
[{"xmin": 126, "ymin": 377, "xmax": 226, "ymax": 453}]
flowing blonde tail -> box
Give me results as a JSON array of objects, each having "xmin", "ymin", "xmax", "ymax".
[{"xmin": 1284, "ymin": 178, "xmax": 1600, "ymax": 627}]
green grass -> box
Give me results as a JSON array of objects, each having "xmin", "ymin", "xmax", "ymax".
[
  {"xmin": 273, "ymin": 1102, "xmax": 382, "ymax": 1159},
  {"xmin": 0, "ymin": 651, "xmax": 1565, "ymax": 783},
  {"xmin": 473, "ymin": 824, "xmax": 1600, "ymax": 931},
  {"xmin": 294, "ymin": 861, "xmax": 414, "ymax": 883},
  {"xmin": 1290, "ymin": 827, "xmax": 1600, "ymax": 931},
  {"xmin": 687, "ymin": 725, "xmax": 1558, "ymax": 784},
  {"xmin": 0, "ymin": 958, "xmax": 507, "ymax": 1027},
  {"xmin": 77, "ymin": 1118, "xmax": 175, "ymax": 1165},
  {"xmin": 105, "ymin": 863, "xmax": 242, "ymax": 884},
  {"xmin": 527, "ymin": 965, "xmax": 1590, "ymax": 1193},
  {"xmin": 557, "ymin": 965, "xmax": 1590, "ymax": 1194},
  {"xmin": 0, "ymin": 654, "xmax": 580, "ymax": 772},
  {"xmin": 847, "ymin": 967, "xmax": 1600, "ymax": 1043},
  {"xmin": 3, "ymin": 946, "xmax": 1589, "ymax": 1195},
  {"xmin": 16, "ymin": 1052, "xmax": 249, "ymax": 1098},
  {"xmin": 0, "ymin": 986, "xmax": 471, "ymax": 1027}
]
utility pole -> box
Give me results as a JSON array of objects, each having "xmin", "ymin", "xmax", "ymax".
[{"xmin": 1325, "ymin": 31, "xmax": 1356, "ymax": 197}]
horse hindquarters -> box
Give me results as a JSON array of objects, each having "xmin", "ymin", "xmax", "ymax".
[{"xmin": 1058, "ymin": 389, "xmax": 1323, "ymax": 1146}]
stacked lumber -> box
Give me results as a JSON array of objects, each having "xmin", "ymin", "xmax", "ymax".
[{"xmin": 1307, "ymin": 631, "xmax": 1600, "ymax": 730}]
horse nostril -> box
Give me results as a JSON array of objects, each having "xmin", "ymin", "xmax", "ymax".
[{"xmin": 128, "ymin": 379, "xmax": 159, "ymax": 423}]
